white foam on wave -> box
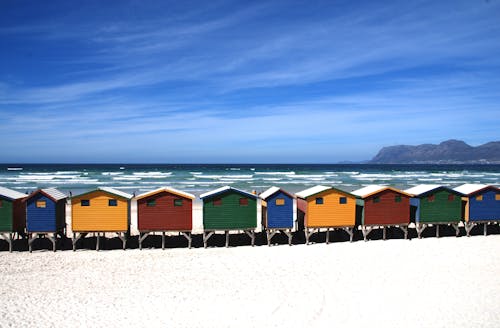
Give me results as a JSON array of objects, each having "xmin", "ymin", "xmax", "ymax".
[
  {"xmin": 189, "ymin": 172, "xmax": 202, "ymax": 175},
  {"xmin": 102, "ymin": 172, "xmax": 123, "ymax": 176},
  {"xmin": 254, "ymin": 171, "xmax": 295, "ymax": 175},
  {"xmin": 113, "ymin": 177, "xmax": 141, "ymax": 181},
  {"xmin": 132, "ymin": 172, "xmax": 172, "ymax": 177}
]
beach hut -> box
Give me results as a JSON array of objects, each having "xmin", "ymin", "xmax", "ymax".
[
  {"xmin": 71, "ymin": 187, "xmax": 132, "ymax": 251},
  {"xmin": 135, "ymin": 187, "xmax": 195, "ymax": 249},
  {"xmin": 0, "ymin": 186, "xmax": 27, "ymax": 252},
  {"xmin": 200, "ymin": 186, "xmax": 257, "ymax": 248},
  {"xmin": 25, "ymin": 188, "xmax": 67, "ymax": 252},
  {"xmin": 351, "ymin": 185, "xmax": 412, "ymax": 241},
  {"xmin": 404, "ymin": 184, "xmax": 463, "ymax": 238},
  {"xmin": 295, "ymin": 185, "xmax": 357, "ymax": 244},
  {"xmin": 454, "ymin": 184, "xmax": 500, "ymax": 236},
  {"xmin": 259, "ymin": 186, "xmax": 295, "ymax": 246}
]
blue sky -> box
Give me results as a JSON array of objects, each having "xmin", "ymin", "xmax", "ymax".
[{"xmin": 1, "ymin": 0, "xmax": 499, "ymax": 163}]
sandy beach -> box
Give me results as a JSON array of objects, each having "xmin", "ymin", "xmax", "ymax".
[{"xmin": 1, "ymin": 235, "xmax": 499, "ymax": 327}]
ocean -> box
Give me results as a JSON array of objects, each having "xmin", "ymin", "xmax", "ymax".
[{"xmin": 1, "ymin": 164, "xmax": 499, "ymax": 196}]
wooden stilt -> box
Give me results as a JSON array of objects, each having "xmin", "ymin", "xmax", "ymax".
[
  {"xmin": 162, "ymin": 232, "xmax": 165, "ymax": 250},
  {"xmin": 416, "ymin": 224, "xmax": 425, "ymax": 239},
  {"xmin": 266, "ymin": 230, "xmax": 271, "ymax": 246},
  {"xmin": 453, "ymin": 224, "xmax": 460, "ymax": 237},
  {"xmin": 225, "ymin": 231, "xmax": 229, "ymax": 247},
  {"xmin": 383, "ymin": 226, "xmax": 387, "ymax": 240},
  {"xmin": 139, "ymin": 232, "xmax": 149, "ymax": 250},
  {"xmin": 436, "ymin": 225, "xmax": 440, "ymax": 238},
  {"xmin": 119, "ymin": 232, "xmax": 126, "ymax": 250},
  {"xmin": 96, "ymin": 233, "xmax": 100, "ymax": 251},
  {"xmin": 326, "ymin": 228, "xmax": 330, "ymax": 244},
  {"xmin": 286, "ymin": 229, "xmax": 292, "ymax": 246},
  {"xmin": 465, "ymin": 222, "xmax": 473, "ymax": 237},
  {"xmin": 181, "ymin": 232, "xmax": 192, "ymax": 249},
  {"xmin": 8, "ymin": 233, "xmax": 13, "ymax": 253}
]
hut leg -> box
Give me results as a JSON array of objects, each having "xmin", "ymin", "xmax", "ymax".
[
  {"xmin": 161, "ymin": 232, "xmax": 165, "ymax": 250},
  {"xmin": 362, "ymin": 226, "xmax": 371, "ymax": 241},
  {"xmin": 344, "ymin": 227, "xmax": 354, "ymax": 242},
  {"xmin": 400, "ymin": 226, "xmax": 408, "ymax": 240},
  {"xmin": 8, "ymin": 233, "xmax": 13, "ymax": 253},
  {"xmin": 383, "ymin": 226, "xmax": 387, "ymax": 240},
  {"xmin": 483, "ymin": 223, "xmax": 488, "ymax": 236},
  {"xmin": 181, "ymin": 232, "xmax": 191, "ymax": 249},
  {"xmin": 96, "ymin": 233, "xmax": 100, "ymax": 251},
  {"xmin": 465, "ymin": 222, "xmax": 473, "ymax": 237},
  {"xmin": 266, "ymin": 230, "xmax": 271, "ymax": 246},
  {"xmin": 325, "ymin": 228, "xmax": 330, "ymax": 244},
  {"xmin": 304, "ymin": 228, "xmax": 310, "ymax": 245},
  {"xmin": 203, "ymin": 232, "xmax": 207, "ymax": 248},
  {"xmin": 436, "ymin": 225, "xmax": 440, "ymax": 238},
  {"xmin": 139, "ymin": 232, "xmax": 149, "ymax": 250},
  {"xmin": 120, "ymin": 233, "xmax": 126, "ymax": 250},
  {"xmin": 453, "ymin": 224, "xmax": 460, "ymax": 237},
  {"xmin": 287, "ymin": 229, "xmax": 292, "ymax": 246},
  {"xmin": 416, "ymin": 224, "xmax": 425, "ymax": 239},
  {"xmin": 225, "ymin": 231, "xmax": 229, "ymax": 248},
  {"xmin": 188, "ymin": 232, "xmax": 192, "ymax": 249},
  {"xmin": 28, "ymin": 233, "xmax": 33, "ymax": 253},
  {"xmin": 251, "ymin": 231, "xmax": 255, "ymax": 246}
]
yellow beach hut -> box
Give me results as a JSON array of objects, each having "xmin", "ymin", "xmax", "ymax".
[
  {"xmin": 71, "ymin": 187, "xmax": 133, "ymax": 250},
  {"xmin": 295, "ymin": 185, "xmax": 357, "ymax": 244}
]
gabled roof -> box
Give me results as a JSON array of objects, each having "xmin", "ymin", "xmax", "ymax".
[
  {"xmin": 0, "ymin": 186, "xmax": 27, "ymax": 200},
  {"xmin": 72, "ymin": 187, "xmax": 133, "ymax": 200},
  {"xmin": 404, "ymin": 184, "xmax": 463, "ymax": 197},
  {"xmin": 295, "ymin": 185, "xmax": 355, "ymax": 199},
  {"xmin": 351, "ymin": 185, "xmax": 412, "ymax": 198},
  {"xmin": 26, "ymin": 188, "xmax": 67, "ymax": 202},
  {"xmin": 259, "ymin": 186, "xmax": 294, "ymax": 200},
  {"xmin": 136, "ymin": 187, "xmax": 195, "ymax": 200},
  {"xmin": 199, "ymin": 186, "xmax": 257, "ymax": 199},
  {"xmin": 454, "ymin": 184, "xmax": 499, "ymax": 196}
]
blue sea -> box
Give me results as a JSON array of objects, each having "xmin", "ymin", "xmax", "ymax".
[{"xmin": 1, "ymin": 164, "xmax": 499, "ymax": 196}]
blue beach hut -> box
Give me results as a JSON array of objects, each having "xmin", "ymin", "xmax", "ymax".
[
  {"xmin": 259, "ymin": 187, "xmax": 295, "ymax": 246},
  {"xmin": 25, "ymin": 188, "xmax": 67, "ymax": 252},
  {"xmin": 454, "ymin": 184, "xmax": 500, "ymax": 236}
]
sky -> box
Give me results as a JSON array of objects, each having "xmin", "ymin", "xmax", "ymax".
[{"xmin": 0, "ymin": 0, "xmax": 499, "ymax": 163}]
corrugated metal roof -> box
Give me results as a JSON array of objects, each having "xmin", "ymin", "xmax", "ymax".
[
  {"xmin": 404, "ymin": 184, "xmax": 442, "ymax": 196},
  {"xmin": 97, "ymin": 187, "xmax": 133, "ymax": 199},
  {"xmin": 453, "ymin": 184, "xmax": 493, "ymax": 195},
  {"xmin": 41, "ymin": 188, "xmax": 67, "ymax": 201},
  {"xmin": 0, "ymin": 186, "xmax": 27, "ymax": 200},
  {"xmin": 136, "ymin": 187, "xmax": 195, "ymax": 200},
  {"xmin": 351, "ymin": 185, "xmax": 387, "ymax": 198},
  {"xmin": 199, "ymin": 186, "xmax": 257, "ymax": 199},
  {"xmin": 259, "ymin": 186, "xmax": 294, "ymax": 200},
  {"xmin": 295, "ymin": 185, "xmax": 331, "ymax": 199},
  {"xmin": 351, "ymin": 185, "xmax": 412, "ymax": 198}
]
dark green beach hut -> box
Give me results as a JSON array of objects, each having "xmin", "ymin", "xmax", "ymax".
[
  {"xmin": 0, "ymin": 186, "xmax": 27, "ymax": 252},
  {"xmin": 405, "ymin": 184, "xmax": 463, "ymax": 238},
  {"xmin": 200, "ymin": 186, "xmax": 257, "ymax": 247}
]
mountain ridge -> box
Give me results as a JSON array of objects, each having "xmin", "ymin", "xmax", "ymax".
[{"xmin": 370, "ymin": 140, "xmax": 500, "ymax": 164}]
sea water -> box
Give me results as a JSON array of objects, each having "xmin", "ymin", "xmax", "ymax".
[{"xmin": 1, "ymin": 164, "xmax": 499, "ymax": 196}]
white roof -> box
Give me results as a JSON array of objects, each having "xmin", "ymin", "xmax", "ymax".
[
  {"xmin": 136, "ymin": 187, "xmax": 195, "ymax": 200},
  {"xmin": 0, "ymin": 186, "xmax": 27, "ymax": 200},
  {"xmin": 404, "ymin": 184, "xmax": 442, "ymax": 196},
  {"xmin": 453, "ymin": 184, "xmax": 489, "ymax": 195},
  {"xmin": 260, "ymin": 186, "xmax": 281, "ymax": 200},
  {"xmin": 295, "ymin": 185, "xmax": 330, "ymax": 199},
  {"xmin": 41, "ymin": 188, "xmax": 67, "ymax": 201},
  {"xmin": 98, "ymin": 187, "xmax": 133, "ymax": 200},
  {"xmin": 200, "ymin": 186, "xmax": 256, "ymax": 199},
  {"xmin": 351, "ymin": 185, "xmax": 387, "ymax": 198}
]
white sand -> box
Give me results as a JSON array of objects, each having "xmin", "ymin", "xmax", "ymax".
[{"xmin": 0, "ymin": 235, "xmax": 499, "ymax": 327}]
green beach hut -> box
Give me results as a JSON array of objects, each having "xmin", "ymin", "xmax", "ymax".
[
  {"xmin": 0, "ymin": 186, "xmax": 27, "ymax": 252},
  {"xmin": 404, "ymin": 184, "xmax": 463, "ymax": 238},
  {"xmin": 200, "ymin": 186, "xmax": 257, "ymax": 247}
]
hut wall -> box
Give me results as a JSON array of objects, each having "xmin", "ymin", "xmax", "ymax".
[
  {"xmin": 363, "ymin": 190, "xmax": 410, "ymax": 225},
  {"xmin": 203, "ymin": 192, "xmax": 257, "ymax": 230},
  {"xmin": 418, "ymin": 190, "xmax": 461, "ymax": 223},
  {"xmin": 13, "ymin": 199, "xmax": 26, "ymax": 232},
  {"xmin": 0, "ymin": 197, "xmax": 13, "ymax": 231},
  {"xmin": 306, "ymin": 190, "xmax": 356, "ymax": 228},
  {"xmin": 468, "ymin": 190, "xmax": 500, "ymax": 221},
  {"xmin": 137, "ymin": 191, "xmax": 192, "ymax": 231},
  {"xmin": 26, "ymin": 194, "xmax": 57, "ymax": 232},
  {"xmin": 72, "ymin": 191, "xmax": 128, "ymax": 232},
  {"xmin": 265, "ymin": 191, "xmax": 293, "ymax": 229}
]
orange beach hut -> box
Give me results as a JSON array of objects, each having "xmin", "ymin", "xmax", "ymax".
[
  {"xmin": 71, "ymin": 187, "xmax": 133, "ymax": 250},
  {"xmin": 295, "ymin": 185, "xmax": 357, "ymax": 244}
]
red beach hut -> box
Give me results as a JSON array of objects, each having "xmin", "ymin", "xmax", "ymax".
[
  {"xmin": 351, "ymin": 185, "xmax": 412, "ymax": 241},
  {"xmin": 135, "ymin": 187, "xmax": 195, "ymax": 249}
]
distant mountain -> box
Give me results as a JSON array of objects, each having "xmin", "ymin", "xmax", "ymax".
[{"xmin": 370, "ymin": 140, "xmax": 500, "ymax": 164}]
